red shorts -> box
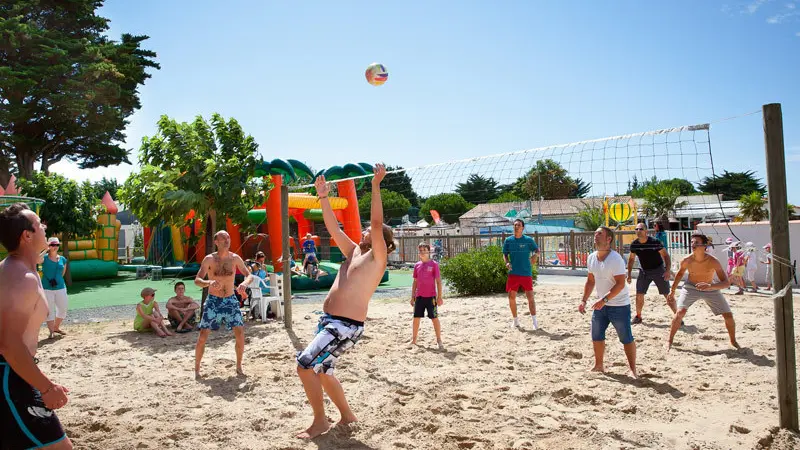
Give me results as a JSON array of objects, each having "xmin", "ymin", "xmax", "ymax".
[{"xmin": 506, "ymin": 274, "xmax": 533, "ymax": 293}]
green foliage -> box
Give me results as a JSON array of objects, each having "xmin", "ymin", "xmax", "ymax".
[
  {"xmin": 737, "ymin": 191, "xmax": 768, "ymax": 222},
  {"xmin": 488, "ymin": 192, "xmax": 525, "ymax": 204},
  {"xmin": 358, "ymin": 189, "xmax": 412, "ymax": 224},
  {"xmin": 118, "ymin": 114, "xmax": 269, "ymax": 235},
  {"xmin": 0, "ymin": 0, "xmax": 160, "ymax": 180},
  {"xmin": 570, "ymin": 178, "xmax": 592, "ymax": 198},
  {"xmin": 642, "ymin": 182, "xmax": 688, "ymax": 224},
  {"xmin": 456, "ymin": 174, "xmax": 500, "ymax": 204},
  {"xmin": 576, "ymin": 202, "xmax": 605, "ymax": 230},
  {"xmin": 698, "ymin": 170, "xmax": 766, "ymax": 200},
  {"xmin": 506, "ymin": 159, "xmax": 583, "ymax": 200},
  {"xmin": 17, "ymin": 172, "xmax": 99, "ymax": 240},
  {"xmin": 627, "ymin": 176, "xmax": 697, "ymax": 198},
  {"xmin": 358, "ymin": 165, "xmax": 420, "ymax": 207},
  {"xmin": 90, "ymin": 176, "xmax": 121, "ymax": 200},
  {"xmin": 440, "ymin": 246, "xmax": 537, "ymax": 296},
  {"xmin": 420, "ymin": 193, "xmax": 474, "ymax": 224}
]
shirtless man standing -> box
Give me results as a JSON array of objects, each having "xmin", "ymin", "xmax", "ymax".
[
  {"xmin": 667, "ymin": 233, "xmax": 739, "ymax": 351},
  {"xmin": 194, "ymin": 231, "xmax": 253, "ymax": 378},
  {"xmin": 295, "ymin": 164, "xmax": 396, "ymax": 439},
  {"xmin": 0, "ymin": 204, "xmax": 72, "ymax": 449}
]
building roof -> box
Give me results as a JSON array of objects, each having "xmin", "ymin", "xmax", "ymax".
[{"xmin": 460, "ymin": 196, "xmax": 633, "ymax": 220}]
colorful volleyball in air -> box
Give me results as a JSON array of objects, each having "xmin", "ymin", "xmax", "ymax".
[{"xmin": 365, "ymin": 63, "xmax": 388, "ymax": 86}]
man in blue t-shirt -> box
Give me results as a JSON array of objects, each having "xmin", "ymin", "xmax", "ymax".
[{"xmin": 502, "ymin": 219, "xmax": 540, "ymax": 329}]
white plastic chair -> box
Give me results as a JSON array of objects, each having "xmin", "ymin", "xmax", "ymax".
[
  {"xmin": 266, "ymin": 273, "xmax": 284, "ymax": 321},
  {"xmin": 250, "ymin": 273, "xmax": 283, "ymax": 322}
]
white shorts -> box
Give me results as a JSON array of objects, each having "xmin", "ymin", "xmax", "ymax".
[
  {"xmin": 746, "ymin": 268, "xmax": 757, "ymax": 281},
  {"xmin": 44, "ymin": 288, "xmax": 68, "ymax": 320}
]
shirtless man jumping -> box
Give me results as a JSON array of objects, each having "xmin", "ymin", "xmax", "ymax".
[
  {"xmin": 0, "ymin": 204, "xmax": 72, "ymax": 449},
  {"xmin": 295, "ymin": 163, "xmax": 396, "ymax": 439},
  {"xmin": 667, "ymin": 233, "xmax": 739, "ymax": 351},
  {"xmin": 194, "ymin": 230, "xmax": 253, "ymax": 378}
]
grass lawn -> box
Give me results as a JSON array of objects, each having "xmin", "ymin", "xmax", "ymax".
[{"xmin": 65, "ymin": 269, "xmax": 415, "ymax": 310}]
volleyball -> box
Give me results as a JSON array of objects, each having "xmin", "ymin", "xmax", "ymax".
[{"xmin": 365, "ymin": 63, "xmax": 388, "ymax": 86}]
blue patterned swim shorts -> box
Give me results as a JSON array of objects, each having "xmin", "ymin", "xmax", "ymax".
[
  {"xmin": 296, "ymin": 314, "xmax": 364, "ymax": 375},
  {"xmin": 199, "ymin": 294, "xmax": 244, "ymax": 331}
]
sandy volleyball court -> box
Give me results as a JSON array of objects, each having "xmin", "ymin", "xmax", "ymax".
[{"xmin": 40, "ymin": 284, "xmax": 800, "ymax": 449}]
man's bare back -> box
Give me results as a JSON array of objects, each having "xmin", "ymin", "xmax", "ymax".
[
  {"xmin": 323, "ymin": 244, "xmax": 387, "ymax": 322},
  {"xmin": 0, "ymin": 257, "xmax": 49, "ymax": 357}
]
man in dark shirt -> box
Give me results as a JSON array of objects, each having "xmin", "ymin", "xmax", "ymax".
[{"xmin": 626, "ymin": 223, "xmax": 676, "ymax": 324}]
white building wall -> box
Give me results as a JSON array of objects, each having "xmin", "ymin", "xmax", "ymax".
[{"xmin": 697, "ymin": 221, "xmax": 800, "ymax": 287}]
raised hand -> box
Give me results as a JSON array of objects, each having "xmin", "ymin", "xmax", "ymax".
[
  {"xmin": 372, "ymin": 163, "xmax": 387, "ymax": 185},
  {"xmin": 315, "ymin": 175, "xmax": 330, "ymax": 198}
]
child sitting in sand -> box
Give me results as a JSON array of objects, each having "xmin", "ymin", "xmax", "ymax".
[
  {"xmin": 134, "ymin": 287, "xmax": 173, "ymax": 337},
  {"xmin": 410, "ymin": 242, "xmax": 444, "ymax": 349}
]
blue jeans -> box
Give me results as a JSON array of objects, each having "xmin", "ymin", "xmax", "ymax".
[{"xmin": 591, "ymin": 304, "xmax": 634, "ymax": 344}]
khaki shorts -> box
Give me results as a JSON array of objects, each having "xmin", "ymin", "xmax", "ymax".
[{"xmin": 677, "ymin": 284, "xmax": 731, "ymax": 315}]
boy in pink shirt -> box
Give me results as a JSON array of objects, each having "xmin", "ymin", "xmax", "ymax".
[{"xmin": 411, "ymin": 243, "xmax": 444, "ymax": 349}]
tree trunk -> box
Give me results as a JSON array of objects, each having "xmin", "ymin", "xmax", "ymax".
[
  {"xmin": 200, "ymin": 210, "xmax": 217, "ymax": 310},
  {"xmin": 15, "ymin": 150, "xmax": 36, "ymax": 181},
  {"xmin": 0, "ymin": 153, "xmax": 12, "ymax": 188}
]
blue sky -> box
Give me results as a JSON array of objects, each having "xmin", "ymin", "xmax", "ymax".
[{"xmin": 51, "ymin": 0, "xmax": 800, "ymax": 202}]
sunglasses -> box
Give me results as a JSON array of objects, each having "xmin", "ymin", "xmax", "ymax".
[{"xmin": 49, "ymin": 243, "xmax": 60, "ymax": 247}]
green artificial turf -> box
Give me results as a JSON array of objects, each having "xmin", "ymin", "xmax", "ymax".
[{"xmin": 65, "ymin": 270, "xmax": 415, "ymax": 310}]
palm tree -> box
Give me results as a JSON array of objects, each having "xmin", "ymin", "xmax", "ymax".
[
  {"xmin": 737, "ymin": 191, "xmax": 768, "ymax": 222},
  {"xmin": 643, "ymin": 184, "xmax": 688, "ymax": 229},
  {"xmin": 576, "ymin": 201, "xmax": 605, "ymax": 231}
]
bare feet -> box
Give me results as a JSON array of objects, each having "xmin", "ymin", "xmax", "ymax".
[
  {"xmin": 628, "ymin": 369, "xmax": 638, "ymax": 379},
  {"xmin": 589, "ymin": 365, "xmax": 604, "ymax": 373},
  {"xmin": 731, "ymin": 340, "xmax": 741, "ymax": 349},
  {"xmin": 194, "ymin": 370, "xmax": 202, "ymax": 380},
  {"xmin": 666, "ymin": 339, "xmax": 673, "ymax": 352},
  {"xmin": 338, "ymin": 413, "xmax": 358, "ymax": 426},
  {"xmin": 236, "ymin": 367, "xmax": 245, "ymax": 376},
  {"xmin": 296, "ymin": 420, "xmax": 330, "ymax": 439},
  {"xmin": 53, "ymin": 329, "xmax": 67, "ymax": 335},
  {"xmin": 437, "ymin": 341, "xmax": 445, "ymax": 350}
]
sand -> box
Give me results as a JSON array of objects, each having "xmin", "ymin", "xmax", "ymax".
[{"xmin": 36, "ymin": 284, "xmax": 800, "ymax": 449}]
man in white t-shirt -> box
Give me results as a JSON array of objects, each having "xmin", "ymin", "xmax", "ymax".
[{"xmin": 579, "ymin": 226, "xmax": 637, "ymax": 379}]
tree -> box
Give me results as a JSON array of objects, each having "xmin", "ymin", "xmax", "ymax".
[
  {"xmin": 488, "ymin": 192, "xmax": 524, "ymax": 204},
  {"xmin": 456, "ymin": 174, "xmax": 500, "ymax": 204},
  {"xmin": 420, "ymin": 193, "xmax": 474, "ymax": 224},
  {"xmin": 91, "ymin": 176, "xmax": 121, "ymax": 201},
  {"xmin": 737, "ymin": 192, "xmax": 768, "ymax": 222},
  {"xmin": 358, "ymin": 189, "xmax": 412, "ymax": 224},
  {"xmin": 698, "ymin": 170, "xmax": 766, "ymax": 200},
  {"xmin": 570, "ymin": 178, "xmax": 592, "ymax": 198},
  {"xmin": 358, "ymin": 165, "xmax": 420, "ymax": 207},
  {"xmin": 642, "ymin": 183, "xmax": 688, "ymax": 227},
  {"xmin": 17, "ymin": 172, "xmax": 99, "ymax": 285},
  {"xmin": 118, "ymin": 114, "xmax": 269, "ymax": 258},
  {"xmin": 576, "ymin": 202, "xmax": 605, "ymax": 231},
  {"xmin": 507, "ymin": 159, "xmax": 580, "ymax": 200},
  {"xmin": 627, "ymin": 176, "xmax": 697, "ymax": 198},
  {"xmin": 0, "ymin": 0, "xmax": 160, "ymax": 181}
]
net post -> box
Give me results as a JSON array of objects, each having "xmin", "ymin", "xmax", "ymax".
[
  {"xmin": 281, "ymin": 184, "xmax": 293, "ymax": 329},
  {"xmin": 763, "ymin": 102, "xmax": 798, "ymax": 431}
]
